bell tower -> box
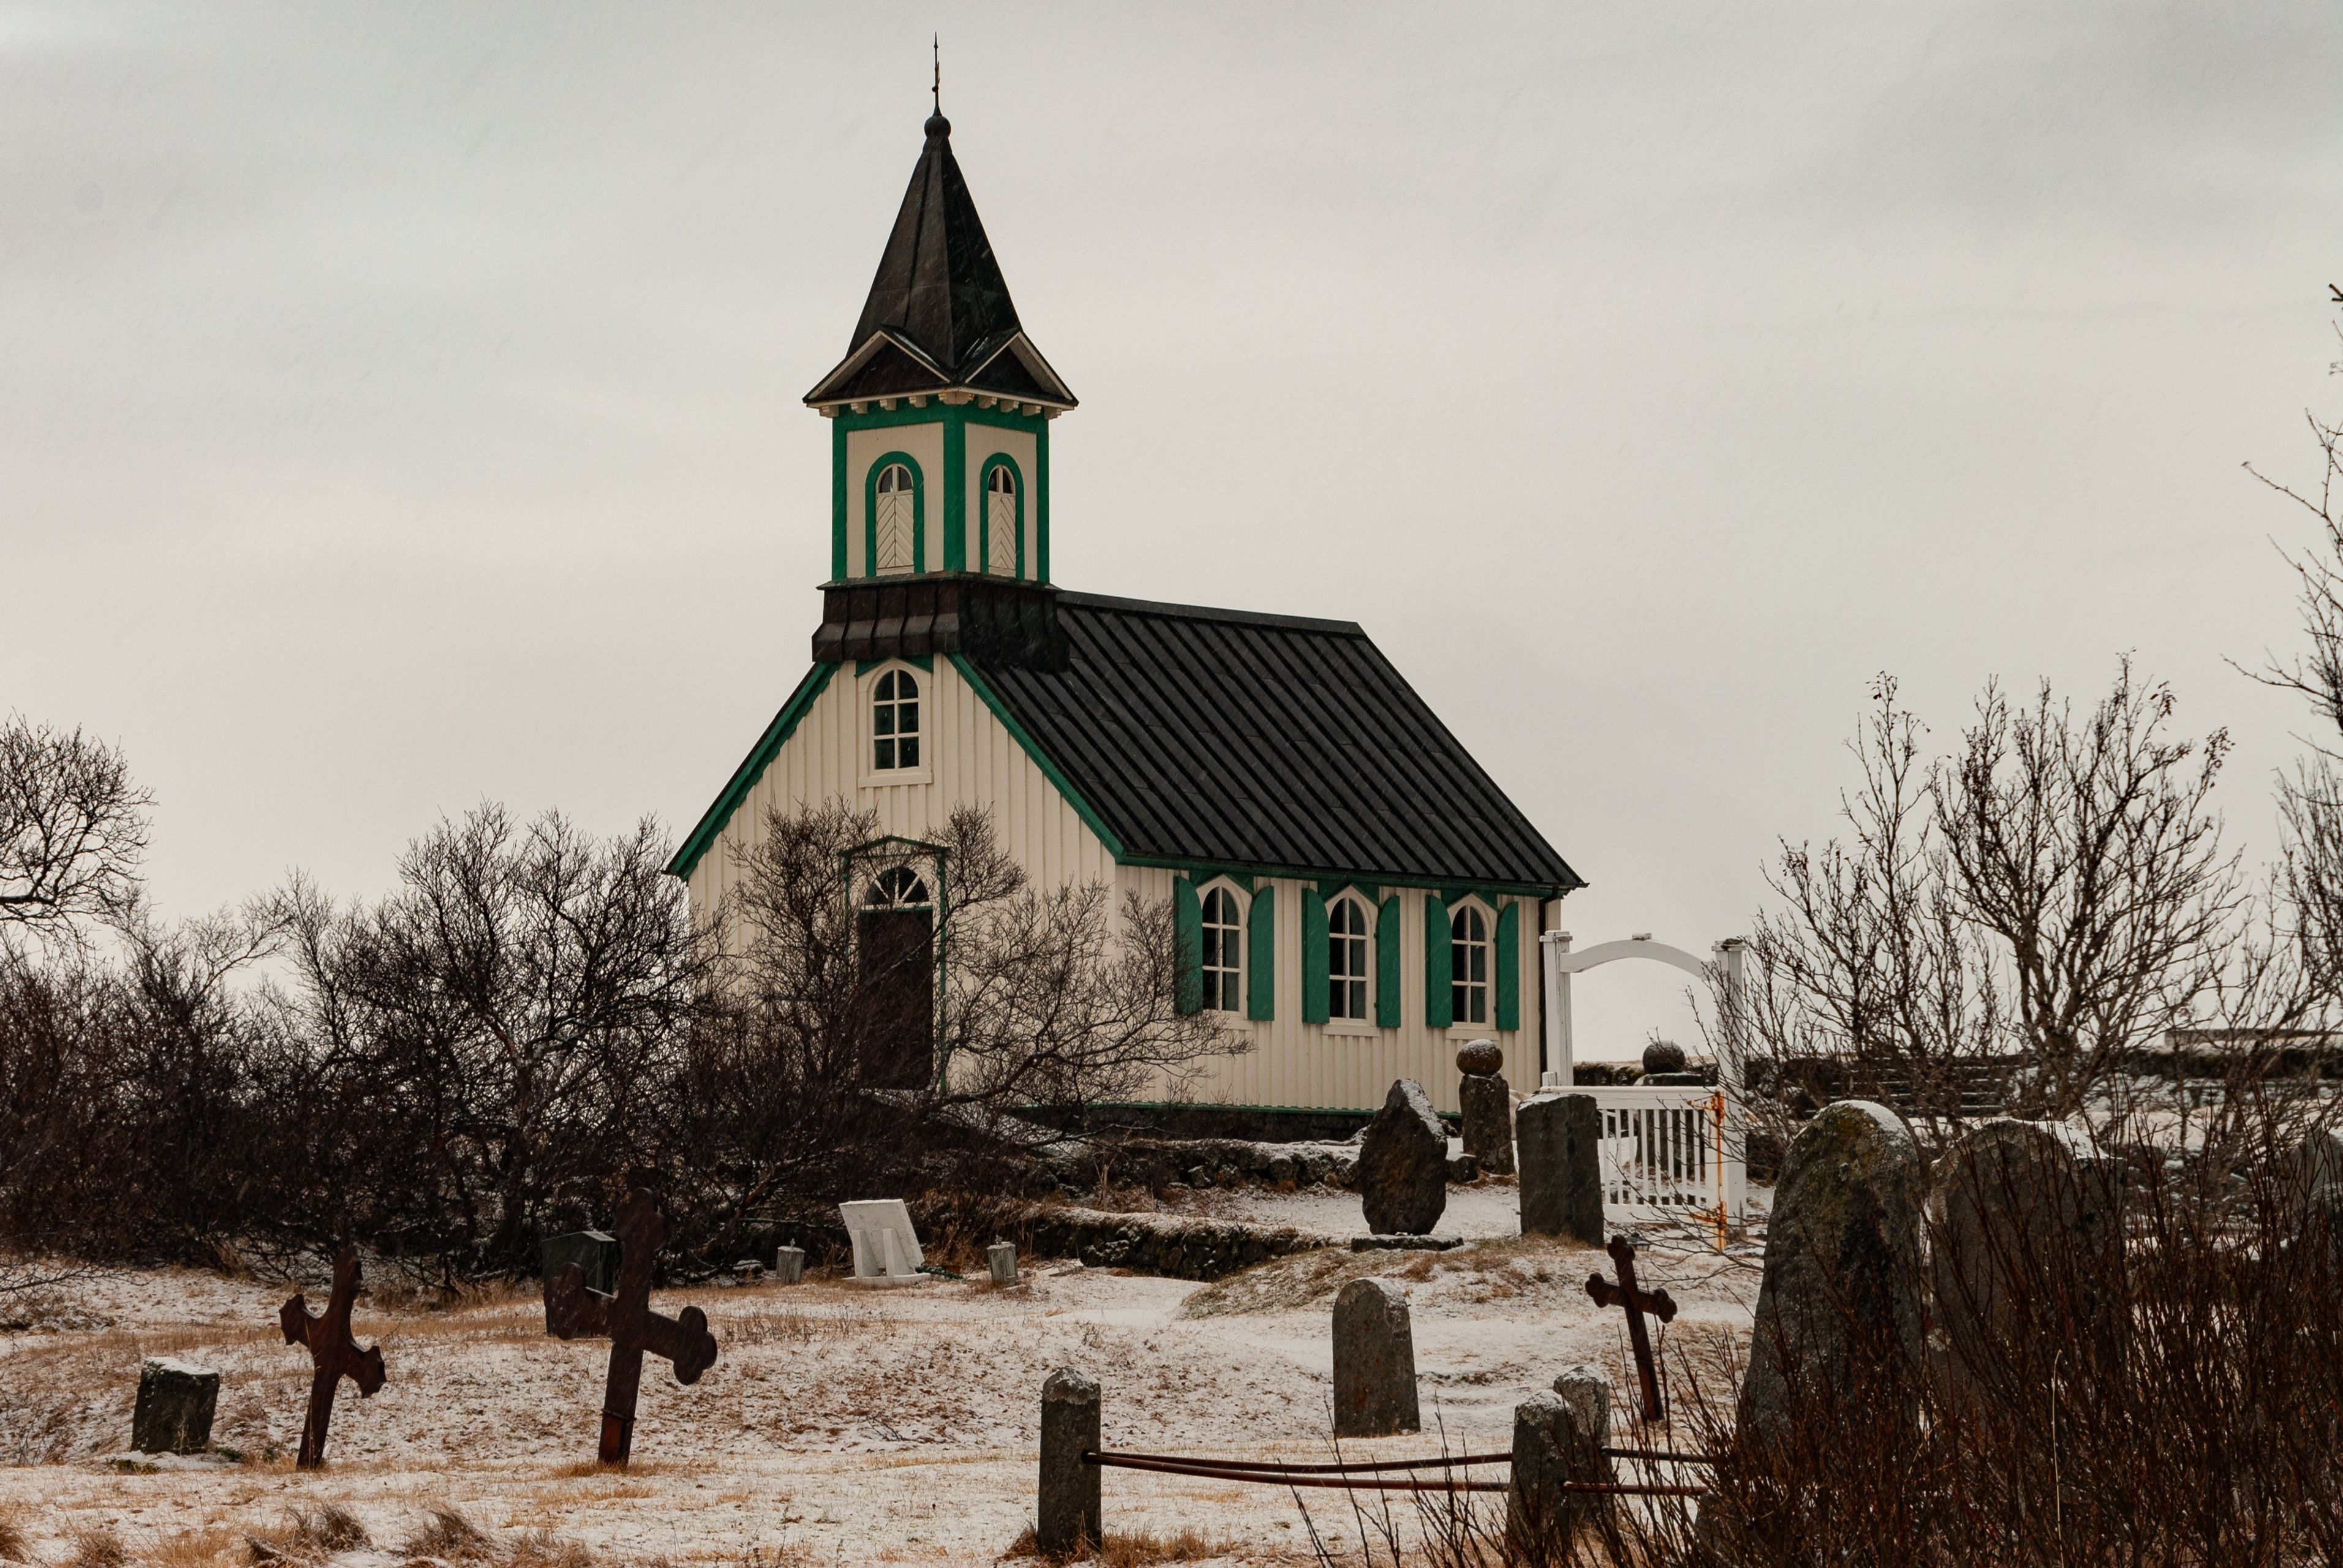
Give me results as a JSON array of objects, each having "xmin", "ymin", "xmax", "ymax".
[{"xmin": 804, "ymin": 108, "xmax": 1076, "ymax": 595}]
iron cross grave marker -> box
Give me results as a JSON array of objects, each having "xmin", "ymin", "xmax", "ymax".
[
  {"xmin": 1586, "ymin": 1233, "xmax": 1678, "ymax": 1425},
  {"xmin": 546, "ymin": 1188, "xmax": 718, "ymax": 1464},
  {"xmin": 277, "ymin": 1244, "xmax": 387, "ymax": 1468}
]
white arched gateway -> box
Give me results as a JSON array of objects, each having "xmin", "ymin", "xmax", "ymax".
[{"xmin": 1539, "ymin": 931, "xmax": 1750, "ymax": 1241}]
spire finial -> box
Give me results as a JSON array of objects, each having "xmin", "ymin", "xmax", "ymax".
[{"xmin": 924, "ymin": 35, "xmax": 949, "ymax": 138}]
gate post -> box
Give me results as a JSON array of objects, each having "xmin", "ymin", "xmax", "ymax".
[
  {"xmin": 1038, "ymin": 1366, "xmax": 1101, "ymax": 1553},
  {"xmin": 1540, "ymin": 930, "xmax": 1574, "ymax": 1087}
]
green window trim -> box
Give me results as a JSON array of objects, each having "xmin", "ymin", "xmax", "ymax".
[
  {"xmin": 978, "ymin": 453, "xmax": 1027, "ymax": 580},
  {"xmin": 1247, "ymin": 883, "xmax": 1275, "ymax": 1021},
  {"xmin": 1174, "ymin": 875, "xmax": 1203, "ymax": 1016},
  {"xmin": 1495, "ymin": 900, "xmax": 1522, "ymax": 1031},
  {"xmin": 830, "ymin": 417, "xmax": 849, "ymax": 579},
  {"xmin": 862, "ymin": 451, "xmax": 926, "ymax": 578},
  {"xmin": 1424, "ymin": 892, "xmax": 1453, "ymax": 1030},
  {"xmin": 1375, "ymin": 895, "xmax": 1402, "ymax": 1029},
  {"xmin": 1300, "ymin": 888, "xmax": 1329, "ymax": 1025},
  {"xmin": 1035, "ymin": 420, "xmax": 1049, "ymax": 582},
  {"xmin": 666, "ymin": 663, "xmax": 839, "ymax": 881}
]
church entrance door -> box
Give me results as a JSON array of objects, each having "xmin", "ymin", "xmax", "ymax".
[{"xmin": 855, "ymin": 869, "xmax": 934, "ymax": 1090}]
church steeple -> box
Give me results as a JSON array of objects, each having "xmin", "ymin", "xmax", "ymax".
[
  {"xmin": 806, "ymin": 111, "xmax": 1075, "ymax": 410},
  {"xmin": 812, "ymin": 108, "xmax": 1070, "ymax": 595}
]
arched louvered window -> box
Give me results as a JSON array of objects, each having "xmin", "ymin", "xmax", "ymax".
[
  {"xmin": 872, "ymin": 669, "xmax": 920, "ymax": 771},
  {"xmin": 873, "ymin": 462, "xmax": 915, "ymax": 575},
  {"xmin": 985, "ymin": 463, "xmax": 1019, "ymax": 576},
  {"xmin": 1201, "ymin": 886, "xmax": 1242, "ymax": 1012},
  {"xmin": 1451, "ymin": 906, "xmax": 1490, "ymax": 1025},
  {"xmin": 1328, "ymin": 898, "xmax": 1371, "ymax": 1021}
]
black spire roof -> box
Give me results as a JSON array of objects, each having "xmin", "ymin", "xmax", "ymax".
[{"xmin": 805, "ymin": 113, "xmax": 1076, "ymax": 409}]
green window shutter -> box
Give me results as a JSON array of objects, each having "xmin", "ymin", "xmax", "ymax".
[
  {"xmin": 1247, "ymin": 883, "xmax": 1276, "ymax": 1021},
  {"xmin": 1174, "ymin": 875, "xmax": 1202, "ymax": 1016},
  {"xmin": 1301, "ymin": 888, "xmax": 1329, "ymax": 1025},
  {"xmin": 1495, "ymin": 900, "xmax": 1522, "ymax": 1031},
  {"xmin": 1424, "ymin": 892, "xmax": 1453, "ymax": 1030},
  {"xmin": 1375, "ymin": 895, "xmax": 1402, "ymax": 1029}
]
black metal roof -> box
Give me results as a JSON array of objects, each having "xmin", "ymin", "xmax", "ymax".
[
  {"xmin": 805, "ymin": 113, "xmax": 1074, "ymax": 408},
  {"xmin": 963, "ymin": 592, "xmax": 1583, "ymax": 894}
]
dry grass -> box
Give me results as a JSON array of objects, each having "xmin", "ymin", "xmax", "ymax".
[
  {"xmin": 64, "ymin": 1525, "xmax": 126, "ymax": 1568},
  {"xmin": 0, "ymin": 1506, "xmax": 26, "ymax": 1562},
  {"xmin": 723, "ymin": 1298, "xmax": 896, "ymax": 1346},
  {"xmin": 140, "ymin": 1526, "xmax": 238, "ymax": 1568},
  {"xmin": 401, "ymin": 1505, "xmax": 491, "ymax": 1560},
  {"xmin": 1002, "ymin": 1523, "xmax": 1257, "ymax": 1566},
  {"xmin": 246, "ymin": 1503, "xmax": 369, "ymax": 1561},
  {"xmin": 1180, "ymin": 1232, "xmax": 1602, "ymax": 1319}
]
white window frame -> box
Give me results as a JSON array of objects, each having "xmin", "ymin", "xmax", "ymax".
[
  {"xmin": 861, "ymin": 663, "xmax": 933, "ymax": 786},
  {"xmin": 1449, "ymin": 900, "xmax": 1494, "ymax": 1028},
  {"xmin": 984, "ymin": 462, "xmax": 1019, "ymax": 577},
  {"xmin": 1326, "ymin": 894, "xmax": 1374, "ymax": 1030},
  {"xmin": 1199, "ymin": 881, "xmax": 1245, "ymax": 1016}
]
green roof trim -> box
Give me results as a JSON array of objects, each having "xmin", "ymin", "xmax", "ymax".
[
  {"xmin": 666, "ymin": 663, "xmax": 839, "ymax": 881},
  {"xmin": 948, "ymin": 652, "xmax": 1127, "ymax": 859}
]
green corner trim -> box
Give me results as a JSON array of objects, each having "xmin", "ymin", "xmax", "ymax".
[
  {"xmin": 667, "ymin": 662, "xmax": 838, "ymax": 881},
  {"xmin": 942, "ymin": 413, "xmax": 967, "ymax": 571},
  {"xmin": 830, "ymin": 417, "xmax": 848, "ymax": 579},
  {"xmin": 947, "ymin": 654, "xmax": 1128, "ymax": 859}
]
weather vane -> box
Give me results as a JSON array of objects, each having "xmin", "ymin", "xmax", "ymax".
[{"xmin": 932, "ymin": 34, "xmax": 940, "ymax": 115}]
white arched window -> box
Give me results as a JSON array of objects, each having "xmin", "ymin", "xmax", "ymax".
[
  {"xmin": 872, "ymin": 669, "xmax": 920, "ymax": 771},
  {"xmin": 985, "ymin": 464, "xmax": 1018, "ymax": 576},
  {"xmin": 1451, "ymin": 905, "xmax": 1490, "ymax": 1025},
  {"xmin": 865, "ymin": 867, "xmax": 930, "ymax": 908},
  {"xmin": 1329, "ymin": 898, "xmax": 1370, "ymax": 1021},
  {"xmin": 1201, "ymin": 886, "xmax": 1242, "ymax": 1012},
  {"xmin": 874, "ymin": 462, "xmax": 915, "ymax": 575}
]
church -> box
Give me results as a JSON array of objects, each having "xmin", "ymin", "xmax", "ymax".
[{"xmin": 668, "ymin": 106, "xmax": 1582, "ymax": 1117}]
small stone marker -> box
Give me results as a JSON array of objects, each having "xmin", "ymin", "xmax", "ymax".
[
  {"xmin": 132, "ymin": 1357, "xmax": 218, "ymax": 1455},
  {"xmin": 1738, "ymin": 1100, "xmax": 1925, "ymax": 1452},
  {"xmin": 774, "ymin": 1245, "xmax": 806, "ymax": 1284},
  {"xmin": 1509, "ymin": 1387, "xmax": 1605, "ymax": 1553},
  {"xmin": 1517, "ymin": 1092, "xmax": 1604, "ymax": 1245},
  {"xmin": 988, "ymin": 1242, "xmax": 1019, "ymax": 1286},
  {"xmin": 1038, "ymin": 1366, "xmax": 1102, "ymax": 1555},
  {"xmin": 546, "ymin": 1189, "xmax": 719, "ymax": 1465},
  {"xmin": 1552, "ymin": 1364, "xmax": 1613, "ymax": 1488},
  {"xmin": 1358, "ymin": 1079, "xmax": 1449, "ymax": 1235},
  {"xmin": 543, "ymin": 1229, "xmax": 621, "ymax": 1294},
  {"xmin": 1332, "ymin": 1277, "xmax": 1421, "ymax": 1437},
  {"xmin": 1457, "ymin": 1039, "xmax": 1515, "ymax": 1176},
  {"xmin": 1931, "ymin": 1118, "xmax": 2124, "ymax": 1410},
  {"xmin": 840, "ymin": 1199, "xmax": 931, "ymax": 1286},
  {"xmin": 277, "ymin": 1245, "xmax": 387, "ymax": 1469}
]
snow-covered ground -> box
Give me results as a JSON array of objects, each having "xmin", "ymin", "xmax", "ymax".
[{"xmin": 0, "ymin": 1186, "xmax": 1761, "ymax": 1566}]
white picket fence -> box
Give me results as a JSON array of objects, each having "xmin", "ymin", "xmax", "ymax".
[{"xmin": 1580, "ymin": 1084, "xmax": 1747, "ymax": 1232}]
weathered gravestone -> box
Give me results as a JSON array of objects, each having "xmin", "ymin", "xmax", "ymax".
[
  {"xmin": 774, "ymin": 1246, "xmax": 806, "ymax": 1284},
  {"xmin": 1930, "ymin": 1118, "xmax": 2125, "ymax": 1412},
  {"xmin": 1511, "ymin": 1365, "xmax": 1616, "ymax": 1550},
  {"xmin": 987, "ymin": 1242, "xmax": 1020, "ymax": 1286},
  {"xmin": 1738, "ymin": 1100, "xmax": 1926, "ymax": 1452},
  {"xmin": 541, "ymin": 1230, "xmax": 621, "ymax": 1333},
  {"xmin": 1457, "ymin": 1039, "xmax": 1516, "ymax": 1175},
  {"xmin": 1358, "ymin": 1079, "xmax": 1449, "ymax": 1235},
  {"xmin": 132, "ymin": 1357, "xmax": 219, "ymax": 1455},
  {"xmin": 1332, "ymin": 1277, "xmax": 1421, "ymax": 1436},
  {"xmin": 840, "ymin": 1199, "xmax": 932, "ymax": 1285},
  {"xmin": 1517, "ymin": 1091, "xmax": 1604, "ymax": 1245},
  {"xmin": 1038, "ymin": 1366, "xmax": 1103, "ymax": 1554},
  {"xmin": 278, "ymin": 1245, "xmax": 387, "ymax": 1469}
]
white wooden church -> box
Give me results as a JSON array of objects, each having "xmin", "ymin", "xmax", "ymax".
[{"xmin": 669, "ymin": 106, "xmax": 1582, "ymax": 1118}]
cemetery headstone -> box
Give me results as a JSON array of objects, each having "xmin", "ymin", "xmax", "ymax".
[
  {"xmin": 1038, "ymin": 1366, "xmax": 1103, "ymax": 1554},
  {"xmin": 1457, "ymin": 1039, "xmax": 1516, "ymax": 1176},
  {"xmin": 1931, "ymin": 1118, "xmax": 2124, "ymax": 1411},
  {"xmin": 1738, "ymin": 1099, "xmax": 1925, "ymax": 1452},
  {"xmin": 1517, "ymin": 1091, "xmax": 1604, "ymax": 1245},
  {"xmin": 1358, "ymin": 1079, "xmax": 1449, "ymax": 1235},
  {"xmin": 546, "ymin": 1189, "xmax": 719, "ymax": 1465},
  {"xmin": 1586, "ymin": 1235, "xmax": 1677, "ymax": 1423},
  {"xmin": 132, "ymin": 1357, "xmax": 218, "ymax": 1455},
  {"xmin": 840, "ymin": 1199, "xmax": 932, "ymax": 1285},
  {"xmin": 541, "ymin": 1230, "xmax": 621, "ymax": 1334},
  {"xmin": 1332, "ymin": 1277, "xmax": 1421, "ymax": 1437},
  {"xmin": 988, "ymin": 1242, "xmax": 1020, "ymax": 1286},
  {"xmin": 1552, "ymin": 1364, "xmax": 1613, "ymax": 1488},
  {"xmin": 774, "ymin": 1245, "xmax": 806, "ymax": 1284},
  {"xmin": 277, "ymin": 1245, "xmax": 387, "ymax": 1469}
]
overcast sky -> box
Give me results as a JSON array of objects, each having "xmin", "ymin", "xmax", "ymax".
[{"xmin": 7, "ymin": 4, "xmax": 2342, "ymax": 1058}]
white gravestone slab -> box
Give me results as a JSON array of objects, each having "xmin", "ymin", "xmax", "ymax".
[{"xmin": 839, "ymin": 1200, "xmax": 932, "ymax": 1287}]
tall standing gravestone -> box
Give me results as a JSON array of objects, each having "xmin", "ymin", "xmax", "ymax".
[
  {"xmin": 1332, "ymin": 1277, "xmax": 1421, "ymax": 1436},
  {"xmin": 541, "ymin": 1229, "xmax": 621, "ymax": 1333},
  {"xmin": 1931, "ymin": 1118, "xmax": 2124, "ymax": 1412},
  {"xmin": 1457, "ymin": 1039, "xmax": 1516, "ymax": 1175},
  {"xmin": 1738, "ymin": 1100, "xmax": 1925, "ymax": 1452},
  {"xmin": 1517, "ymin": 1092, "xmax": 1604, "ymax": 1245},
  {"xmin": 1358, "ymin": 1079, "xmax": 1449, "ymax": 1235},
  {"xmin": 840, "ymin": 1199, "xmax": 931, "ymax": 1285}
]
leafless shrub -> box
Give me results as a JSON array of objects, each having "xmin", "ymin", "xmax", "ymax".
[{"xmin": 401, "ymin": 1506, "xmax": 489, "ymax": 1561}]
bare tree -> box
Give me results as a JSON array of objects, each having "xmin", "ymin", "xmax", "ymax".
[{"xmin": 0, "ymin": 717, "xmax": 151, "ymax": 956}]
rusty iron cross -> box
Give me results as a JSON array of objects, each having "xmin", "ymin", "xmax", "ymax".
[
  {"xmin": 546, "ymin": 1188, "xmax": 719, "ymax": 1464},
  {"xmin": 277, "ymin": 1244, "xmax": 387, "ymax": 1468},
  {"xmin": 1587, "ymin": 1234, "xmax": 1678, "ymax": 1425}
]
